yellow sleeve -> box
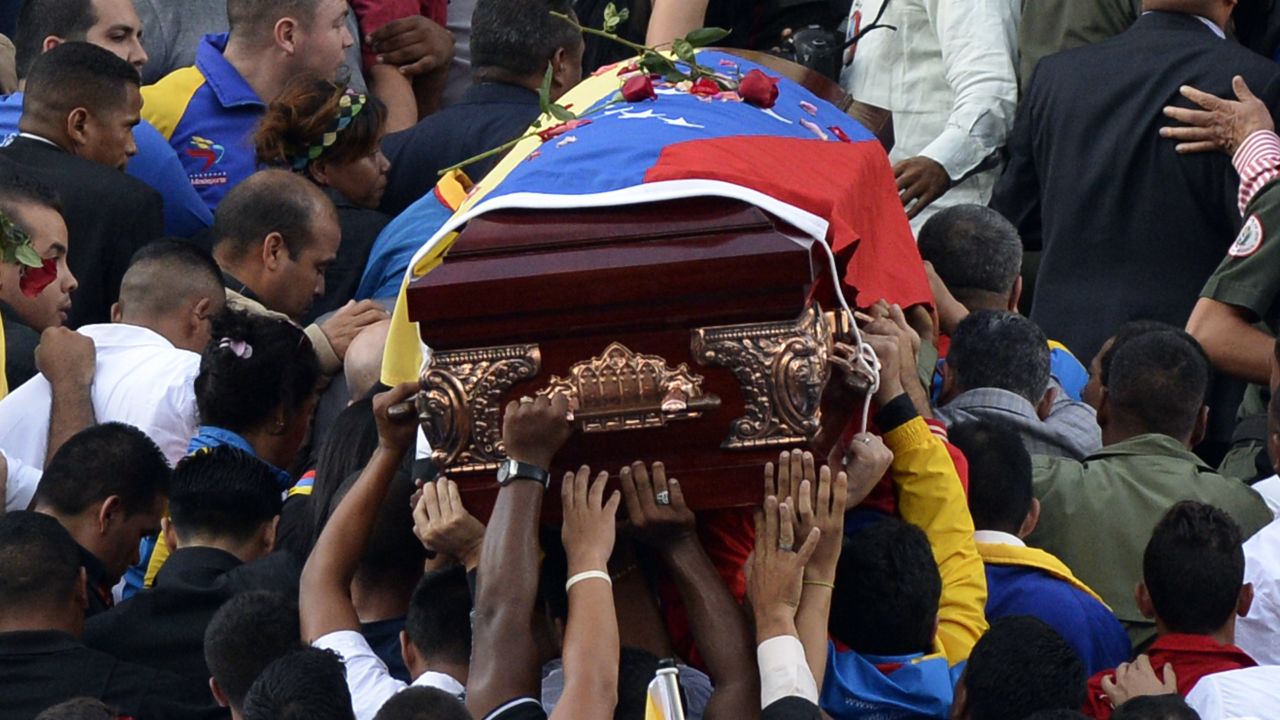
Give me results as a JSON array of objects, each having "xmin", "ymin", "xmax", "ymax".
[{"xmin": 883, "ymin": 416, "xmax": 988, "ymax": 664}]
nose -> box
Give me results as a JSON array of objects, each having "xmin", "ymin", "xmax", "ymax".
[
  {"xmin": 341, "ymin": 23, "xmax": 355, "ymax": 49},
  {"xmin": 63, "ymin": 267, "xmax": 79, "ymax": 293},
  {"xmin": 126, "ymin": 134, "xmax": 138, "ymax": 157},
  {"xmin": 132, "ymin": 40, "xmax": 149, "ymax": 70},
  {"xmin": 378, "ymin": 150, "xmax": 390, "ymax": 174}
]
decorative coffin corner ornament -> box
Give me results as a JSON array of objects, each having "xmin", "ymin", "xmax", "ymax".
[
  {"xmin": 537, "ymin": 342, "xmax": 721, "ymax": 432},
  {"xmin": 416, "ymin": 343, "xmax": 542, "ymax": 472},
  {"xmin": 692, "ymin": 304, "xmax": 843, "ymax": 450}
]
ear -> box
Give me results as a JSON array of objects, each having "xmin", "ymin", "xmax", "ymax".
[
  {"xmin": 399, "ymin": 629, "xmax": 419, "ymax": 673},
  {"xmin": 1136, "ymin": 582, "xmax": 1155, "ymax": 620},
  {"xmin": 938, "ymin": 362, "xmax": 957, "ymax": 405},
  {"xmin": 42, "ymin": 36, "xmax": 65, "ymax": 53},
  {"xmin": 1096, "ymin": 387, "xmax": 1112, "ymax": 429},
  {"xmin": 1007, "ymin": 275, "xmax": 1023, "ymax": 313},
  {"xmin": 274, "ymin": 17, "xmax": 300, "ymax": 54},
  {"xmin": 308, "ymin": 160, "xmax": 332, "ymax": 187},
  {"xmin": 209, "ymin": 676, "xmax": 231, "ymax": 708},
  {"xmin": 263, "ymin": 515, "xmax": 280, "ymax": 555},
  {"xmin": 262, "ymin": 232, "xmax": 287, "ymax": 271},
  {"xmin": 97, "ymin": 495, "xmax": 124, "ymax": 535},
  {"xmin": 65, "ymin": 107, "xmax": 91, "ymax": 148},
  {"xmin": 1238, "ymin": 582, "xmax": 1255, "ymax": 618},
  {"xmin": 1190, "ymin": 405, "xmax": 1209, "ymax": 447},
  {"xmin": 1017, "ymin": 497, "xmax": 1041, "ymax": 539},
  {"xmin": 110, "ymin": 302, "xmax": 123, "ymax": 323},
  {"xmin": 550, "ymin": 45, "xmax": 575, "ymax": 90},
  {"xmin": 162, "ymin": 517, "xmax": 180, "ymax": 552},
  {"xmin": 189, "ymin": 296, "xmax": 213, "ymax": 335},
  {"xmin": 74, "ymin": 566, "xmax": 89, "ymax": 611},
  {"xmin": 1035, "ymin": 385, "xmax": 1058, "ymax": 421},
  {"xmin": 949, "ymin": 673, "xmax": 969, "ymax": 720}
]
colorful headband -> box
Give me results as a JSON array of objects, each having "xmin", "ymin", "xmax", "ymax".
[{"xmin": 291, "ymin": 90, "xmax": 368, "ymax": 171}]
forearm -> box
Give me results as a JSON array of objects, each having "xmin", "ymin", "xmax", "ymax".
[
  {"xmin": 663, "ymin": 539, "xmax": 758, "ymax": 718},
  {"xmin": 880, "ymin": 397, "xmax": 987, "ymax": 663},
  {"xmin": 46, "ymin": 379, "xmax": 95, "ymax": 468},
  {"xmin": 368, "ymin": 64, "xmax": 420, "ymax": 134},
  {"xmin": 1186, "ymin": 298, "xmax": 1274, "ymax": 385},
  {"xmin": 467, "ymin": 481, "xmax": 545, "ymax": 716},
  {"xmin": 795, "ymin": 584, "xmax": 833, "ymax": 693},
  {"xmin": 645, "ymin": 0, "xmax": 709, "ymax": 46},
  {"xmin": 551, "ymin": 579, "xmax": 620, "ymax": 719},
  {"xmin": 300, "ymin": 445, "xmax": 403, "ymax": 640},
  {"xmin": 412, "ymin": 64, "xmax": 450, "ymax": 119}
]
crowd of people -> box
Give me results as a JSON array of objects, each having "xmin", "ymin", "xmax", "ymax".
[{"xmin": 3, "ymin": 0, "xmax": 1280, "ymax": 718}]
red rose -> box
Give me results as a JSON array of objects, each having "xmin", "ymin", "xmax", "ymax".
[
  {"xmin": 621, "ymin": 74, "xmax": 657, "ymax": 102},
  {"xmin": 19, "ymin": 257, "xmax": 57, "ymax": 298},
  {"xmin": 536, "ymin": 118, "xmax": 592, "ymax": 142},
  {"xmin": 738, "ymin": 69, "xmax": 780, "ymax": 109},
  {"xmin": 689, "ymin": 77, "xmax": 721, "ymax": 97}
]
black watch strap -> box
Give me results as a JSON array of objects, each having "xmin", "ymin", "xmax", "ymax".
[{"xmin": 497, "ymin": 458, "xmax": 551, "ymax": 488}]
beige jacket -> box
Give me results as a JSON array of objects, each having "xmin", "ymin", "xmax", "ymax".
[{"xmin": 225, "ymin": 288, "xmax": 341, "ymax": 376}]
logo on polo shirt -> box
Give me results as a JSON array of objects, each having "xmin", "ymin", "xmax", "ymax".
[{"xmin": 186, "ymin": 135, "xmax": 228, "ymax": 187}]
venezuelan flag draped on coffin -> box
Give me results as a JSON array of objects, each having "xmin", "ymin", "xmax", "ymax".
[{"xmin": 378, "ymin": 49, "xmax": 930, "ymax": 514}]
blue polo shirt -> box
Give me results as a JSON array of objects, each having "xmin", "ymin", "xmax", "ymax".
[
  {"xmin": 0, "ymin": 93, "xmax": 213, "ymax": 238},
  {"xmin": 142, "ymin": 33, "xmax": 266, "ymax": 213}
]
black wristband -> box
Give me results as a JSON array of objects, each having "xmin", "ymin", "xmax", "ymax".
[{"xmin": 874, "ymin": 393, "xmax": 919, "ymax": 433}]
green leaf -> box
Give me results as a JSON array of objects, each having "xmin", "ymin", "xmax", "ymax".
[
  {"xmin": 602, "ymin": 3, "xmax": 630, "ymax": 33},
  {"xmin": 538, "ymin": 62, "xmax": 555, "ymax": 114},
  {"xmin": 14, "ymin": 243, "xmax": 41, "ymax": 268},
  {"xmin": 639, "ymin": 52, "xmax": 676, "ymax": 75},
  {"xmin": 672, "ymin": 38, "xmax": 696, "ymax": 64},
  {"xmin": 547, "ymin": 103, "xmax": 577, "ymax": 121},
  {"xmin": 684, "ymin": 26, "xmax": 731, "ymax": 48}
]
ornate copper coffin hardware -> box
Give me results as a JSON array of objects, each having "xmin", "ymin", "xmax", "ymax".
[
  {"xmin": 537, "ymin": 342, "xmax": 721, "ymax": 432},
  {"xmin": 692, "ymin": 305, "xmax": 840, "ymax": 450},
  {"xmin": 417, "ymin": 344, "xmax": 542, "ymax": 472}
]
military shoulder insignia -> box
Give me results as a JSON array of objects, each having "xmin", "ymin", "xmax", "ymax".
[{"xmin": 1231, "ymin": 215, "xmax": 1265, "ymax": 258}]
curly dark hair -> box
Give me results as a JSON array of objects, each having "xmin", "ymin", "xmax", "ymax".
[{"xmin": 255, "ymin": 76, "xmax": 387, "ymax": 172}]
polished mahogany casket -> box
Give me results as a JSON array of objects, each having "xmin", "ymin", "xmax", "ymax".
[
  {"xmin": 407, "ymin": 198, "xmax": 869, "ymax": 516},
  {"xmin": 405, "ymin": 56, "xmax": 896, "ymax": 517}
]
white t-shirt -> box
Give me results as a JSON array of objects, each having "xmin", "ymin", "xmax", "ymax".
[
  {"xmin": 1234, "ymin": 517, "xmax": 1280, "ymax": 665},
  {"xmin": 313, "ymin": 629, "xmax": 464, "ymax": 720},
  {"xmin": 0, "ymin": 323, "xmax": 200, "ymax": 511},
  {"xmin": 1185, "ymin": 666, "xmax": 1280, "ymax": 720}
]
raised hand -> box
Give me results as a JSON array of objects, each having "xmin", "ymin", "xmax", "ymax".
[
  {"xmin": 502, "ymin": 393, "xmax": 573, "ymax": 470},
  {"xmin": 319, "ymin": 300, "xmax": 389, "ymax": 359},
  {"xmin": 36, "ymin": 327, "xmax": 95, "ymax": 389},
  {"xmin": 795, "ymin": 463, "xmax": 849, "ymax": 583},
  {"xmin": 367, "ymin": 15, "xmax": 455, "ymax": 76},
  {"xmin": 1101, "ymin": 654, "xmax": 1179, "ymax": 707},
  {"xmin": 561, "ymin": 466, "xmax": 622, "ymax": 574},
  {"xmin": 619, "ymin": 461, "xmax": 695, "ymax": 550},
  {"xmin": 747, "ymin": 495, "xmax": 820, "ymax": 641},
  {"xmin": 373, "ymin": 382, "xmax": 421, "ymax": 454},
  {"xmin": 413, "ymin": 478, "xmax": 485, "ymax": 570},
  {"xmin": 841, "ymin": 432, "xmax": 894, "ymax": 509}
]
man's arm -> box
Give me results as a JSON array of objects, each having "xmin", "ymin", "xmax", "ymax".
[
  {"xmin": 467, "ymin": 394, "xmax": 573, "ymax": 719},
  {"xmin": 989, "ymin": 66, "xmax": 1043, "ymax": 250},
  {"xmin": 862, "ymin": 327, "xmax": 987, "ymax": 664},
  {"xmin": 1186, "ymin": 298, "xmax": 1274, "ymax": 385},
  {"xmin": 646, "ymin": 0, "xmax": 710, "ymax": 46},
  {"xmin": 366, "ymin": 16, "xmax": 455, "ymax": 121},
  {"xmin": 900, "ymin": 0, "xmax": 1018, "ymax": 218},
  {"xmin": 300, "ymin": 383, "xmax": 419, "ymax": 720},
  {"xmin": 551, "ymin": 466, "xmax": 623, "ymax": 719},
  {"xmin": 621, "ymin": 462, "xmax": 758, "ymax": 720},
  {"xmin": 37, "ymin": 328, "xmax": 97, "ymax": 468}
]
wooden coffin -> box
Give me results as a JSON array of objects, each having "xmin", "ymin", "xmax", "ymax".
[{"xmin": 406, "ymin": 197, "xmax": 867, "ymax": 518}]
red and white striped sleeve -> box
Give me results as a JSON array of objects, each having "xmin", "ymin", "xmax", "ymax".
[{"xmin": 1235, "ymin": 129, "xmax": 1280, "ymax": 214}]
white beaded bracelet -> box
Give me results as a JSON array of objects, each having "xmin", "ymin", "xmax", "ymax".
[{"xmin": 565, "ymin": 570, "xmax": 612, "ymax": 593}]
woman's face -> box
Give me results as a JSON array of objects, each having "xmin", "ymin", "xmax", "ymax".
[{"xmin": 315, "ymin": 143, "xmax": 391, "ymax": 210}]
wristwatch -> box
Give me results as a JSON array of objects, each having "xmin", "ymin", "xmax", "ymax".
[{"xmin": 496, "ymin": 458, "xmax": 551, "ymax": 488}]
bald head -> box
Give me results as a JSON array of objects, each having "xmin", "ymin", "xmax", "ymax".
[
  {"xmin": 213, "ymin": 170, "xmax": 335, "ymax": 262},
  {"xmin": 117, "ymin": 240, "xmax": 226, "ymax": 353}
]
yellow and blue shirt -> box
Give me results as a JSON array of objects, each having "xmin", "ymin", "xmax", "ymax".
[{"xmin": 141, "ymin": 33, "xmax": 266, "ymax": 213}]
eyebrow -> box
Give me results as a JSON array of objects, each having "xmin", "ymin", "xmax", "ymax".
[
  {"xmin": 104, "ymin": 23, "xmax": 138, "ymax": 34},
  {"xmin": 48, "ymin": 243, "xmax": 67, "ymax": 256}
]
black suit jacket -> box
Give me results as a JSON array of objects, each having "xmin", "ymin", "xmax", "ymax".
[
  {"xmin": 0, "ymin": 138, "xmax": 163, "ymax": 328},
  {"xmin": 991, "ymin": 11, "xmax": 1280, "ymax": 362},
  {"xmin": 83, "ymin": 546, "xmax": 301, "ymax": 685},
  {"xmin": 378, "ymin": 82, "xmax": 542, "ymax": 216}
]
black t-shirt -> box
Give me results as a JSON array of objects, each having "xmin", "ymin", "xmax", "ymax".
[{"xmin": 484, "ymin": 698, "xmax": 548, "ymax": 720}]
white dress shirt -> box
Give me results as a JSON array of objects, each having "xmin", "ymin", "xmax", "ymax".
[
  {"xmin": 313, "ymin": 630, "xmax": 465, "ymax": 720},
  {"xmin": 1248, "ymin": 474, "xmax": 1280, "ymax": 517},
  {"xmin": 1233, "ymin": 517, "xmax": 1280, "ymax": 665},
  {"xmin": 842, "ymin": 0, "xmax": 1020, "ymax": 229},
  {"xmin": 1185, "ymin": 666, "xmax": 1280, "ymax": 720},
  {"xmin": 758, "ymin": 634, "xmax": 819, "ymax": 708},
  {"xmin": 0, "ymin": 323, "xmax": 200, "ymax": 511}
]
